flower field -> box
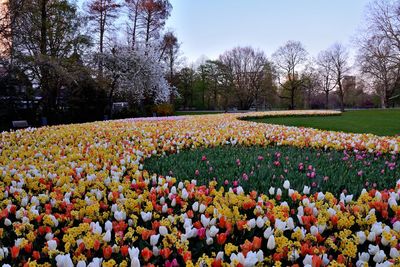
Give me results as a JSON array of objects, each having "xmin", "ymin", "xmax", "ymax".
[{"xmin": 1, "ymin": 110, "xmax": 400, "ymax": 266}]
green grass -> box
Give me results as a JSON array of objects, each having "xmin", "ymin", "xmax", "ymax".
[
  {"xmin": 144, "ymin": 146, "xmax": 399, "ymax": 196},
  {"xmin": 245, "ymin": 109, "xmax": 400, "ymax": 136}
]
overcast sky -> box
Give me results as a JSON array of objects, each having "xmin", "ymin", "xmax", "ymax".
[{"xmin": 165, "ymin": 0, "xmax": 370, "ymax": 63}]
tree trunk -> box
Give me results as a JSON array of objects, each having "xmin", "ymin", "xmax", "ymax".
[
  {"xmin": 325, "ymin": 91, "xmax": 329, "ymax": 109},
  {"xmin": 40, "ymin": 0, "xmax": 51, "ymax": 118},
  {"xmin": 132, "ymin": 5, "xmax": 138, "ymax": 48}
]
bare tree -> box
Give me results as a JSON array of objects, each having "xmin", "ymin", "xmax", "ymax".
[
  {"xmin": 357, "ymin": 35, "xmax": 399, "ymax": 108},
  {"xmin": 316, "ymin": 50, "xmax": 337, "ymax": 109},
  {"xmin": 366, "ymin": 0, "xmax": 400, "ymax": 60},
  {"xmin": 219, "ymin": 46, "xmax": 268, "ymax": 110},
  {"xmin": 327, "ymin": 43, "xmax": 350, "ymax": 112},
  {"xmin": 356, "ymin": 0, "xmax": 400, "ymax": 108},
  {"xmin": 86, "ymin": 0, "xmax": 121, "ymax": 73},
  {"xmin": 125, "ymin": 0, "xmax": 140, "ymax": 48},
  {"xmin": 137, "ymin": 0, "xmax": 172, "ymax": 45},
  {"xmin": 272, "ymin": 40, "xmax": 308, "ymax": 110}
]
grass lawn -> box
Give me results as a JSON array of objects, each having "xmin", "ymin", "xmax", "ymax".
[{"xmin": 246, "ymin": 109, "xmax": 400, "ymax": 136}]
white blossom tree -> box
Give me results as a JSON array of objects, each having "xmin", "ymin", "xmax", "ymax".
[{"xmin": 102, "ymin": 43, "xmax": 171, "ymax": 111}]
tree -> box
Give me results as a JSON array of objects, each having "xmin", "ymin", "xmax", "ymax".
[
  {"xmin": 316, "ymin": 49, "xmax": 337, "ymax": 109},
  {"xmin": 327, "ymin": 43, "xmax": 350, "ymax": 112},
  {"xmin": 272, "ymin": 40, "xmax": 308, "ymax": 109},
  {"xmin": 159, "ymin": 31, "xmax": 180, "ymax": 84},
  {"xmin": 356, "ymin": 0, "xmax": 400, "ymax": 108},
  {"xmin": 86, "ymin": 0, "xmax": 121, "ymax": 73},
  {"xmin": 102, "ymin": 45, "xmax": 170, "ymax": 110},
  {"xmin": 137, "ymin": 0, "xmax": 172, "ymax": 45},
  {"xmin": 13, "ymin": 0, "xmax": 91, "ymax": 121},
  {"xmin": 177, "ymin": 67, "xmax": 195, "ymax": 108},
  {"xmin": 365, "ymin": 0, "xmax": 400, "ymax": 61},
  {"xmin": 219, "ymin": 46, "xmax": 269, "ymax": 110},
  {"xmin": 125, "ymin": 0, "xmax": 140, "ymax": 48}
]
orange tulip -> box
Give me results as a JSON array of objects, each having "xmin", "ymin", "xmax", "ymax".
[
  {"xmin": 240, "ymin": 240, "xmax": 253, "ymax": 256},
  {"xmin": 141, "ymin": 247, "xmax": 153, "ymax": 262},
  {"xmin": 252, "ymin": 236, "xmax": 262, "ymax": 250}
]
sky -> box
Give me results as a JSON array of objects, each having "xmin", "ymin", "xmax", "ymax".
[{"xmin": 165, "ymin": 0, "xmax": 371, "ymax": 63}]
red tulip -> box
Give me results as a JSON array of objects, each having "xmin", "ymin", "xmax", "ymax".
[
  {"xmin": 120, "ymin": 245, "xmax": 129, "ymax": 257},
  {"xmin": 93, "ymin": 239, "xmax": 101, "ymax": 251},
  {"xmin": 141, "ymin": 247, "xmax": 153, "ymax": 262},
  {"xmin": 24, "ymin": 243, "xmax": 33, "ymax": 254},
  {"xmin": 103, "ymin": 245, "xmax": 112, "ymax": 259},
  {"xmin": 160, "ymin": 247, "xmax": 172, "ymax": 259},
  {"xmin": 11, "ymin": 246, "xmax": 19, "ymax": 259},
  {"xmin": 217, "ymin": 233, "xmax": 227, "ymax": 245},
  {"xmin": 32, "ymin": 251, "xmax": 40, "ymax": 260}
]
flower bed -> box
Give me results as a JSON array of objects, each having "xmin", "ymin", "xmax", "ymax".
[{"xmin": 0, "ymin": 110, "xmax": 399, "ymax": 266}]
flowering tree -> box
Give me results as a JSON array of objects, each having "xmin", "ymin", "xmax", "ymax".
[{"xmin": 102, "ymin": 44, "xmax": 171, "ymax": 109}]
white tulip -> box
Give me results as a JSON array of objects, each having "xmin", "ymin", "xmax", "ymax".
[
  {"xmin": 283, "ymin": 180, "xmax": 290, "ymax": 189},
  {"xmin": 263, "ymin": 227, "xmax": 273, "ymax": 239},
  {"xmin": 303, "ymin": 254, "xmax": 313, "ymax": 266},
  {"xmin": 256, "ymin": 217, "xmax": 265, "ymax": 228},
  {"xmin": 269, "ymin": 187, "xmax": 275, "ymax": 195},
  {"xmin": 303, "ymin": 186, "xmax": 310, "ymax": 195},
  {"xmin": 390, "ymin": 247, "xmax": 399, "ymax": 259},
  {"xmin": 267, "ymin": 235, "xmax": 275, "ymax": 250},
  {"xmin": 129, "ymin": 247, "xmax": 140, "ymax": 267},
  {"xmin": 356, "ymin": 231, "xmax": 366, "ymax": 244},
  {"xmin": 55, "ymin": 254, "xmax": 73, "ymax": 267},
  {"xmin": 103, "ymin": 230, "xmax": 111, "ymax": 242},
  {"xmin": 209, "ymin": 225, "xmax": 219, "ymax": 237},
  {"xmin": 199, "ymin": 204, "xmax": 206, "ymax": 213},
  {"xmin": 247, "ymin": 219, "xmax": 256, "ymax": 229},
  {"xmin": 150, "ymin": 234, "xmax": 160, "ymax": 246},
  {"xmin": 159, "ymin": 225, "xmax": 168, "ymax": 236},
  {"xmin": 368, "ymin": 244, "xmax": 380, "ymax": 255},
  {"xmin": 192, "ymin": 202, "xmax": 199, "ymax": 212},
  {"xmin": 47, "ymin": 240, "xmax": 57, "ymax": 251},
  {"xmin": 373, "ymin": 250, "xmax": 386, "ymax": 263}
]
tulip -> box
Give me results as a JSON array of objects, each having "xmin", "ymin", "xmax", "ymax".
[
  {"xmin": 256, "ymin": 217, "xmax": 265, "ymax": 228},
  {"xmin": 160, "ymin": 247, "xmax": 172, "ymax": 259},
  {"xmin": 368, "ymin": 244, "xmax": 380, "ymax": 255},
  {"xmin": 129, "ymin": 247, "xmax": 140, "ymax": 267},
  {"xmin": 283, "ymin": 180, "xmax": 290, "ymax": 189},
  {"xmin": 217, "ymin": 233, "xmax": 227, "ymax": 245},
  {"xmin": 263, "ymin": 227, "xmax": 273, "ymax": 239},
  {"xmin": 103, "ymin": 246, "xmax": 113, "ymax": 260},
  {"xmin": 356, "ymin": 231, "xmax": 366, "ymax": 244},
  {"xmin": 55, "ymin": 254, "xmax": 73, "ymax": 267},
  {"xmin": 159, "ymin": 225, "xmax": 168, "ymax": 236},
  {"xmin": 10, "ymin": 246, "xmax": 19, "ymax": 259},
  {"xmin": 47, "ymin": 240, "xmax": 57, "ymax": 251},
  {"xmin": 267, "ymin": 235, "xmax": 275, "ymax": 250},
  {"xmin": 141, "ymin": 247, "xmax": 153, "ymax": 262},
  {"xmin": 303, "ymin": 186, "xmax": 310, "ymax": 194},
  {"xmin": 150, "ymin": 234, "xmax": 160, "ymax": 246},
  {"xmin": 373, "ymin": 250, "xmax": 386, "ymax": 263},
  {"xmin": 120, "ymin": 245, "xmax": 129, "ymax": 257}
]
